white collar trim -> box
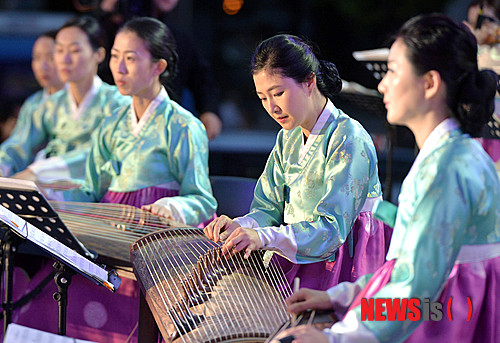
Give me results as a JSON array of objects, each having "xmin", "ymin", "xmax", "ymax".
[
  {"xmin": 299, "ymin": 99, "xmax": 334, "ymax": 164},
  {"xmin": 130, "ymin": 87, "xmax": 167, "ymax": 137},
  {"xmin": 68, "ymin": 76, "xmax": 102, "ymax": 120},
  {"xmin": 407, "ymin": 117, "xmax": 459, "ymax": 178}
]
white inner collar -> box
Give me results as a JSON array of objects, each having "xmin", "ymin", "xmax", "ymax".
[
  {"xmin": 298, "ymin": 99, "xmax": 334, "ymax": 163},
  {"xmin": 68, "ymin": 76, "xmax": 102, "ymax": 120},
  {"xmin": 130, "ymin": 87, "xmax": 168, "ymax": 137},
  {"xmin": 407, "ymin": 117, "xmax": 459, "ymax": 179}
]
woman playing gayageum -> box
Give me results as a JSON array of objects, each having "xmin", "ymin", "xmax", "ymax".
[
  {"xmin": 0, "ymin": 16, "xmax": 128, "ymax": 185},
  {"xmin": 275, "ymin": 13, "xmax": 500, "ymax": 343},
  {"xmin": 61, "ymin": 17, "xmax": 216, "ymax": 227},
  {"xmin": 205, "ymin": 34, "xmax": 391, "ymax": 290},
  {"xmin": 15, "ymin": 17, "xmax": 216, "ymax": 343}
]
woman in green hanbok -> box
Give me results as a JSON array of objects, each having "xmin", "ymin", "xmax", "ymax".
[
  {"xmin": 0, "ymin": 16, "xmax": 128, "ymax": 184},
  {"xmin": 205, "ymin": 34, "xmax": 391, "ymax": 290},
  {"xmin": 275, "ymin": 13, "xmax": 500, "ymax": 343}
]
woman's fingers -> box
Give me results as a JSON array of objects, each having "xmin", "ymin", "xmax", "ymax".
[
  {"xmin": 221, "ymin": 228, "xmax": 261, "ymax": 259},
  {"xmin": 286, "ymin": 288, "xmax": 333, "ymax": 314},
  {"xmin": 204, "ymin": 215, "xmax": 238, "ymax": 242},
  {"xmin": 141, "ymin": 204, "xmax": 174, "ymax": 220},
  {"xmin": 212, "ymin": 216, "xmax": 229, "ymax": 242},
  {"xmin": 203, "ymin": 219, "xmax": 216, "ymax": 240},
  {"xmin": 286, "ymin": 289, "xmax": 307, "ymax": 307},
  {"xmin": 204, "ymin": 216, "xmax": 225, "ymax": 242},
  {"xmin": 243, "ymin": 247, "xmax": 253, "ymax": 259},
  {"xmin": 219, "ymin": 228, "xmax": 231, "ymax": 241},
  {"xmin": 207, "ymin": 221, "xmax": 261, "ymax": 259}
]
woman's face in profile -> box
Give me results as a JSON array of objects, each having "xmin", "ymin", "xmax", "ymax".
[{"xmin": 378, "ymin": 38, "xmax": 427, "ymax": 127}]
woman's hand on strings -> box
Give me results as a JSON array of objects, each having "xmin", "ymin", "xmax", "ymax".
[
  {"xmin": 272, "ymin": 325, "xmax": 329, "ymax": 343},
  {"xmin": 286, "ymin": 288, "xmax": 333, "ymax": 314},
  {"xmin": 203, "ymin": 215, "xmax": 240, "ymax": 242},
  {"xmin": 222, "ymin": 226, "xmax": 261, "ymax": 259},
  {"xmin": 141, "ymin": 204, "xmax": 175, "ymax": 221},
  {"xmin": 204, "ymin": 215, "xmax": 262, "ymax": 258}
]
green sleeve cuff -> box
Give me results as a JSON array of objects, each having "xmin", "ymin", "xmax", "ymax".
[{"xmin": 372, "ymin": 200, "xmax": 397, "ymax": 228}]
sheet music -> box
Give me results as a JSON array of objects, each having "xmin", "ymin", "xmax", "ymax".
[
  {"xmin": 0, "ymin": 205, "xmax": 115, "ymax": 291},
  {"xmin": 4, "ymin": 323, "xmax": 96, "ymax": 343}
]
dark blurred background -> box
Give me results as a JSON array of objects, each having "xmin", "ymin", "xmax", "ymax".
[{"xmin": 0, "ymin": 0, "xmax": 472, "ymax": 200}]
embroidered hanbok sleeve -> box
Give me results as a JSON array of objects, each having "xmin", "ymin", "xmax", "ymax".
[
  {"xmin": 326, "ymin": 274, "xmax": 372, "ymax": 319},
  {"xmin": 28, "ymin": 146, "xmax": 91, "ymax": 182},
  {"xmin": 328, "ymin": 148, "xmax": 499, "ymax": 342},
  {"xmin": 242, "ymin": 127, "xmax": 377, "ymax": 263},
  {"xmin": 240, "ymin": 143, "xmax": 286, "ymax": 227},
  {"xmin": 10, "ymin": 91, "xmax": 44, "ymax": 139},
  {"xmin": 153, "ymin": 114, "xmax": 217, "ymax": 226},
  {"xmin": 0, "ymin": 99, "xmax": 50, "ymax": 177},
  {"xmin": 59, "ymin": 114, "xmax": 117, "ymax": 202},
  {"xmin": 29, "ymin": 87, "xmax": 128, "ymax": 183}
]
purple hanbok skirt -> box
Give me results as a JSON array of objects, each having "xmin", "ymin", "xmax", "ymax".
[
  {"xmin": 9, "ymin": 186, "xmax": 197, "ymax": 343},
  {"xmin": 103, "ymin": 187, "xmax": 215, "ymax": 228},
  {"xmin": 406, "ymin": 253, "xmax": 500, "ymax": 342},
  {"xmin": 276, "ymin": 212, "xmax": 392, "ymax": 291},
  {"xmin": 347, "ymin": 244, "xmax": 500, "ymax": 342},
  {"xmin": 102, "ymin": 186, "xmax": 179, "ymax": 208}
]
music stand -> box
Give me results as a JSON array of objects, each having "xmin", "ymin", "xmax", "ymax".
[
  {"xmin": 0, "ymin": 178, "xmax": 121, "ymax": 336},
  {"xmin": 352, "ymin": 48, "xmax": 389, "ymax": 82}
]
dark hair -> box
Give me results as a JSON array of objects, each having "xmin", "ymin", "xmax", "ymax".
[
  {"xmin": 118, "ymin": 17, "xmax": 178, "ymax": 82},
  {"xmin": 250, "ymin": 34, "xmax": 342, "ymax": 99},
  {"xmin": 38, "ymin": 29, "xmax": 58, "ymax": 40},
  {"xmin": 58, "ymin": 16, "xmax": 105, "ymax": 51},
  {"xmin": 395, "ymin": 13, "xmax": 498, "ymax": 137}
]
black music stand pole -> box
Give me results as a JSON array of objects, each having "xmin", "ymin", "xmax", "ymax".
[
  {"xmin": 1, "ymin": 229, "xmax": 21, "ymax": 337},
  {"xmin": 52, "ymin": 261, "xmax": 75, "ymax": 336}
]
